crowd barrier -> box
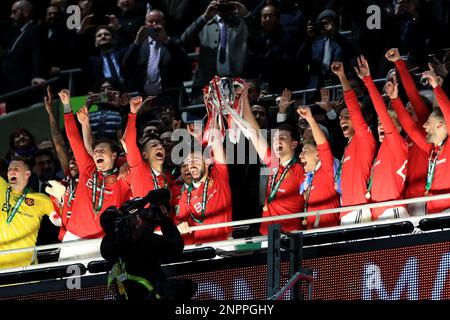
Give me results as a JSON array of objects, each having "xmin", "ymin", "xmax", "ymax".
[{"xmin": 1, "ymin": 193, "xmax": 450, "ymax": 300}]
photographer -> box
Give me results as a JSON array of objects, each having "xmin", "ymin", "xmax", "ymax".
[
  {"xmin": 100, "ymin": 189, "xmax": 195, "ymax": 300},
  {"xmin": 86, "ymin": 78, "xmax": 129, "ymax": 141},
  {"xmin": 297, "ymin": 9, "xmax": 360, "ymax": 90}
]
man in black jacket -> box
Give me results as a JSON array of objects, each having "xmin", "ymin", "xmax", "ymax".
[
  {"xmin": 1, "ymin": 1, "xmax": 46, "ymax": 110},
  {"xmin": 122, "ymin": 9, "xmax": 191, "ymax": 108},
  {"xmin": 100, "ymin": 193, "xmax": 195, "ymax": 300}
]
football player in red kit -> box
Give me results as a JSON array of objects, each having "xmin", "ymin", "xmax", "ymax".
[
  {"xmin": 124, "ymin": 96, "xmax": 174, "ymax": 198},
  {"xmin": 385, "ymin": 48, "xmax": 430, "ymax": 216},
  {"xmin": 176, "ymin": 116, "xmax": 232, "ymax": 244},
  {"xmin": 297, "ymin": 106, "xmax": 340, "ymax": 229},
  {"xmin": 355, "ymin": 55, "xmax": 409, "ymax": 220},
  {"xmin": 331, "ymin": 62, "xmax": 377, "ymax": 225},
  {"xmin": 172, "ymin": 161, "xmax": 193, "ymax": 224},
  {"xmin": 241, "ymin": 86, "xmax": 305, "ymax": 234},
  {"xmin": 387, "ymin": 66, "xmax": 450, "ymax": 214},
  {"xmin": 59, "ymin": 89, "xmax": 132, "ymax": 243}
]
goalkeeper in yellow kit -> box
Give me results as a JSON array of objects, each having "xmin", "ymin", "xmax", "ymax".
[{"xmin": 0, "ymin": 157, "xmax": 61, "ymax": 269}]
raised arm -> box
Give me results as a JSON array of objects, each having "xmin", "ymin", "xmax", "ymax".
[
  {"xmin": 297, "ymin": 106, "xmax": 326, "ymax": 146},
  {"xmin": 124, "ymin": 96, "xmax": 145, "ymax": 167},
  {"xmin": 75, "ymin": 107, "xmax": 94, "ymax": 157},
  {"xmin": 386, "ymin": 48, "xmax": 430, "ymax": 124},
  {"xmin": 332, "ymin": 61, "xmax": 372, "ymax": 139},
  {"xmin": 44, "ymin": 86, "xmax": 69, "ymax": 173},
  {"xmin": 423, "ymin": 64, "xmax": 450, "ymax": 127},
  {"xmin": 355, "ymin": 55, "xmax": 401, "ymax": 141},
  {"xmin": 241, "ymin": 87, "xmax": 270, "ymax": 164},
  {"xmin": 331, "ymin": 61, "xmax": 352, "ymax": 91},
  {"xmin": 59, "ymin": 89, "xmax": 93, "ymax": 168},
  {"xmin": 385, "ymin": 81, "xmax": 429, "ymax": 152},
  {"xmin": 297, "ymin": 106, "xmax": 334, "ymax": 175}
]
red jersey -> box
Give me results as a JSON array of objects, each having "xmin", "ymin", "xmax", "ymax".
[
  {"xmin": 260, "ymin": 151, "xmax": 305, "ymax": 235},
  {"xmin": 395, "ymin": 59, "xmax": 430, "ymax": 125},
  {"xmin": 178, "ymin": 163, "xmax": 232, "ymax": 244},
  {"xmin": 64, "ymin": 113, "xmax": 132, "ymax": 238},
  {"xmin": 124, "ymin": 113, "xmax": 174, "ymax": 197},
  {"xmin": 364, "ymin": 76, "xmax": 409, "ymax": 220},
  {"xmin": 340, "ymin": 90, "xmax": 377, "ymax": 217},
  {"xmin": 171, "ymin": 180, "xmax": 188, "ymax": 225},
  {"xmin": 390, "ymin": 98, "xmax": 429, "ymax": 199},
  {"xmin": 303, "ymin": 142, "xmax": 340, "ymax": 229},
  {"xmin": 398, "ymin": 86, "xmax": 450, "ymax": 213}
]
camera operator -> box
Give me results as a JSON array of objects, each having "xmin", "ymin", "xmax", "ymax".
[
  {"xmin": 297, "ymin": 9, "xmax": 360, "ymax": 90},
  {"xmin": 100, "ymin": 189, "xmax": 196, "ymax": 300}
]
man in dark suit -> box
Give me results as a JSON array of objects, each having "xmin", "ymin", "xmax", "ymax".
[
  {"xmin": 181, "ymin": 0, "xmax": 258, "ymax": 101},
  {"xmin": 1, "ymin": 1, "xmax": 46, "ymax": 96},
  {"xmin": 122, "ymin": 9, "xmax": 191, "ymax": 108},
  {"xmin": 87, "ymin": 25, "xmax": 127, "ymax": 90},
  {"xmin": 297, "ymin": 9, "xmax": 360, "ymax": 90}
]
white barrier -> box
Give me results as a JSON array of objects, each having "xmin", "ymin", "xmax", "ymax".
[{"xmin": 1, "ymin": 193, "xmax": 450, "ymax": 274}]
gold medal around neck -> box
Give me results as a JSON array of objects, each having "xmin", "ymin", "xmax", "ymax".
[
  {"xmin": 302, "ymin": 218, "xmax": 307, "ymax": 226},
  {"xmin": 263, "ymin": 205, "xmax": 268, "ymax": 212},
  {"xmin": 365, "ymin": 191, "xmax": 371, "ymax": 199}
]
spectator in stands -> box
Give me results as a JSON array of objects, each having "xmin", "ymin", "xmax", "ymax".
[
  {"xmin": 59, "ymin": 89, "xmax": 131, "ymax": 259},
  {"xmin": 181, "ymin": 0, "xmax": 258, "ymax": 101},
  {"xmin": 86, "ymin": 78, "xmax": 129, "ymax": 140},
  {"xmin": 249, "ymin": 4, "xmax": 303, "ymax": 93},
  {"xmin": 297, "ymin": 9, "xmax": 360, "ymax": 90},
  {"xmin": 251, "ymin": 104, "xmax": 269, "ymax": 129},
  {"xmin": 297, "ymin": 105, "xmax": 340, "ymax": 229},
  {"xmin": 383, "ymin": 0, "xmax": 440, "ymax": 70},
  {"xmin": 113, "ymin": 0, "xmax": 145, "ymax": 47},
  {"xmin": 42, "ymin": 4, "xmax": 74, "ymax": 78},
  {"xmin": 29, "ymin": 149, "xmax": 64, "ymax": 194},
  {"xmin": 0, "ymin": 157, "xmax": 61, "ymax": 269},
  {"xmin": 1, "ymin": 1, "xmax": 46, "ymax": 110},
  {"xmin": 123, "ymin": 9, "xmax": 191, "ymax": 107},
  {"xmin": 29, "ymin": 148, "xmax": 65, "ymax": 246},
  {"xmin": 148, "ymin": 0, "xmax": 206, "ymax": 36},
  {"xmin": 49, "ymin": 0, "xmax": 67, "ymax": 12},
  {"xmin": 355, "ymin": 55, "xmax": 409, "ymax": 221},
  {"xmin": 331, "ymin": 61, "xmax": 377, "ymax": 225},
  {"xmin": 87, "ymin": 26, "xmax": 127, "ymax": 89},
  {"xmin": 5, "ymin": 128, "xmax": 37, "ymax": 161}
]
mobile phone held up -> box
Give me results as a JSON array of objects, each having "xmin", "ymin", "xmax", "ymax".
[
  {"xmin": 91, "ymin": 14, "xmax": 109, "ymax": 26},
  {"xmin": 216, "ymin": 3, "xmax": 235, "ymax": 14},
  {"xmin": 145, "ymin": 27, "xmax": 162, "ymax": 39}
]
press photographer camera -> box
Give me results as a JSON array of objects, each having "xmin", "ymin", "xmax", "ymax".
[{"xmin": 100, "ymin": 189, "xmax": 197, "ymax": 300}]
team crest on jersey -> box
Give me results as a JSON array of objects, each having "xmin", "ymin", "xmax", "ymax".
[
  {"xmin": 25, "ymin": 198, "xmax": 34, "ymax": 206},
  {"xmin": 105, "ymin": 175, "xmax": 117, "ymax": 185}
]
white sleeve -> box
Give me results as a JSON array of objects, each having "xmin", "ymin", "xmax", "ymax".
[
  {"xmin": 276, "ymin": 112, "xmax": 287, "ymax": 123},
  {"xmin": 326, "ymin": 109, "xmax": 337, "ymax": 120}
]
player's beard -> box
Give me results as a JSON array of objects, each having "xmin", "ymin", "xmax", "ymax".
[{"xmin": 192, "ymin": 166, "xmax": 206, "ymax": 183}]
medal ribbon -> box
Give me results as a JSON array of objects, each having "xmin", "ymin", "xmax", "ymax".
[
  {"xmin": 92, "ymin": 168, "xmax": 118, "ymax": 215},
  {"xmin": 5, "ymin": 186, "xmax": 30, "ymax": 224},
  {"xmin": 267, "ymin": 157, "xmax": 297, "ymax": 203},
  {"xmin": 187, "ymin": 178, "xmax": 210, "ymax": 224}
]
